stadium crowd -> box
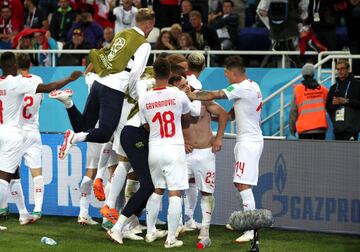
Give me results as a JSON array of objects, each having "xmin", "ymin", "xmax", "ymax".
[{"xmin": 0, "ymin": 0, "xmax": 359, "ymax": 68}]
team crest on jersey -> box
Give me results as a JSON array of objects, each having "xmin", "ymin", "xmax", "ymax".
[{"xmin": 108, "ymin": 37, "xmax": 126, "ymax": 62}]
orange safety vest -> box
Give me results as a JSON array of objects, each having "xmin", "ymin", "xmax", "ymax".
[{"xmin": 294, "ymin": 84, "xmax": 328, "ymax": 134}]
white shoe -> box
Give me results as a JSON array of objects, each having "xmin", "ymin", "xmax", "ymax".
[
  {"xmin": 107, "ymin": 229, "xmax": 123, "ymax": 244},
  {"xmin": 225, "ymin": 223, "xmax": 234, "ymax": 231},
  {"xmin": 145, "ymin": 229, "xmax": 168, "ymax": 243},
  {"xmin": 131, "ymin": 224, "xmax": 143, "ymax": 234},
  {"xmin": 235, "ymin": 230, "xmax": 254, "ymax": 243},
  {"xmin": 59, "ymin": 129, "xmax": 75, "ymax": 159},
  {"xmin": 175, "ymin": 225, "xmax": 186, "ymax": 238},
  {"xmin": 19, "ymin": 214, "xmax": 34, "ymax": 225},
  {"xmin": 77, "ymin": 215, "xmax": 98, "ymax": 225},
  {"xmin": 0, "ymin": 225, "xmax": 7, "ymax": 231},
  {"xmin": 198, "ymin": 226, "xmax": 209, "ymax": 240},
  {"xmin": 164, "ymin": 239, "xmax": 183, "ymax": 248},
  {"xmin": 184, "ymin": 219, "xmax": 199, "ymax": 231},
  {"xmin": 123, "ymin": 230, "xmax": 144, "ymax": 240},
  {"xmin": 49, "ymin": 89, "xmax": 73, "ymax": 102}
]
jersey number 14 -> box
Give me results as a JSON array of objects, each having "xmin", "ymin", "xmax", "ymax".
[{"xmin": 152, "ymin": 111, "xmax": 175, "ymax": 138}]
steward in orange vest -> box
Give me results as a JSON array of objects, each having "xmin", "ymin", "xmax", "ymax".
[{"xmin": 289, "ymin": 63, "xmax": 328, "ymax": 139}]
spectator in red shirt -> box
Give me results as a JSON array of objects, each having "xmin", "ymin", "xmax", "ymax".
[
  {"xmin": 93, "ymin": 0, "xmax": 114, "ymax": 29},
  {"xmin": 0, "ymin": 4, "xmax": 21, "ymax": 49},
  {"xmin": 0, "ymin": 0, "xmax": 24, "ymax": 28}
]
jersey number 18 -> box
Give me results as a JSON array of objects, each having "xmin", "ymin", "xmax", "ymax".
[{"xmin": 152, "ymin": 111, "xmax": 176, "ymax": 138}]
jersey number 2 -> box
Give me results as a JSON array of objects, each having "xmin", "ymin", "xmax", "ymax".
[
  {"xmin": 23, "ymin": 96, "xmax": 34, "ymax": 119},
  {"xmin": 0, "ymin": 99, "xmax": 3, "ymax": 124},
  {"xmin": 152, "ymin": 111, "xmax": 175, "ymax": 138}
]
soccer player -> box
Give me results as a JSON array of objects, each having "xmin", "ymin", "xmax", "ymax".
[
  {"xmin": 106, "ymin": 67, "xmax": 157, "ymax": 245},
  {"xmin": 53, "ymin": 8, "xmax": 156, "ymax": 160},
  {"xmin": 187, "ymin": 56, "xmax": 264, "ymax": 243},
  {"xmin": 18, "ymin": 53, "xmax": 45, "ymax": 221},
  {"xmin": 52, "ymin": 71, "xmax": 115, "ymax": 225},
  {"xmin": 180, "ymin": 52, "xmax": 228, "ymax": 240},
  {"xmin": 140, "ymin": 57, "xmax": 192, "ymax": 248},
  {"xmin": 0, "ymin": 52, "xmax": 82, "ymax": 226},
  {"xmin": 0, "ymin": 54, "xmax": 46, "ymax": 224}
]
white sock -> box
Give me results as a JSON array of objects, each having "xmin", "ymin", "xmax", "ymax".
[
  {"xmin": 95, "ymin": 142, "xmax": 112, "ymax": 180},
  {"xmin": 112, "ymin": 214, "xmax": 128, "ymax": 232},
  {"xmin": 104, "ymin": 180, "xmax": 111, "ymax": 199},
  {"xmin": 129, "ymin": 216, "xmax": 140, "ymax": 230},
  {"xmin": 33, "ymin": 176, "xmax": 44, "ymax": 212},
  {"xmin": 122, "ymin": 215, "xmax": 138, "ymax": 232},
  {"xmin": 115, "ymin": 186, "xmax": 125, "ymax": 212},
  {"xmin": 73, "ymin": 132, "xmax": 88, "ymax": 143},
  {"xmin": 106, "ymin": 161, "xmax": 130, "ymax": 209},
  {"xmin": 201, "ymin": 195, "xmax": 215, "ymax": 228},
  {"xmin": 64, "ymin": 99, "xmax": 74, "ymax": 109},
  {"xmin": 125, "ymin": 179, "xmax": 139, "ymax": 203},
  {"xmin": 10, "ymin": 179, "xmax": 29, "ymax": 215},
  {"xmin": 167, "ymin": 196, "xmax": 182, "ymax": 241},
  {"xmin": 79, "ymin": 176, "xmax": 92, "ymax": 217},
  {"xmin": 0, "ymin": 179, "xmax": 9, "ymax": 210},
  {"xmin": 146, "ymin": 193, "xmax": 163, "ymax": 234},
  {"xmin": 185, "ymin": 182, "xmax": 198, "ymax": 221},
  {"xmin": 240, "ymin": 188, "xmax": 256, "ymax": 211}
]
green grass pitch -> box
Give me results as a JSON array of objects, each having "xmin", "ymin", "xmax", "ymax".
[{"xmin": 0, "ymin": 215, "xmax": 359, "ymax": 252}]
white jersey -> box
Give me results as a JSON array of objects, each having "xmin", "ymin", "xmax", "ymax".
[
  {"xmin": 0, "ymin": 75, "xmax": 38, "ymax": 129},
  {"xmin": 139, "ymin": 86, "xmax": 191, "ymax": 145},
  {"xmin": 126, "ymin": 78, "xmax": 155, "ymax": 127},
  {"xmin": 21, "ymin": 75, "xmax": 43, "ymax": 131},
  {"xmin": 85, "ymin": 72, "xmax": 101, "ymax": 92},
  {"xmin": 223, "ymin": 79, "xmax": 263, "ymax": 142}
]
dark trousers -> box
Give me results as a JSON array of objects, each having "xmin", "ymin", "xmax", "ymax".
[
  {"xmin": 120, "ymin": 126, "xmax": 154, "ymax": 217},
  {"xmin": 299, "ymin": 133, "xmax": 326, "ymax": 140},
  {"xmin": 66, "ymin": 81, "xmax": 124, "ymax": 143},
  {"xmin": 334, "ymin": 132, "xmax": 359, "ymax": 141}
]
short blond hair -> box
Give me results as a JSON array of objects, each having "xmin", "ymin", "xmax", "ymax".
[
  {"xmin": 136, "ymin": 8, "xmax": 155, "ymax": 23},
  {"xmin": 187, "ymin": 52, "xmax": 205, "ymax": 72},
  {"xmin": 170, "ymin": 23, "xmax": 182, "ymax": 32}
]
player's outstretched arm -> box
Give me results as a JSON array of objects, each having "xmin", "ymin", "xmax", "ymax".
[
  {"xmin": 187, "ymin": 90, "xmax": 227, "ymax": 101},
  {"xmin": 35, "ymin": 71, "xmax": 83, "ymax": 93}
]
